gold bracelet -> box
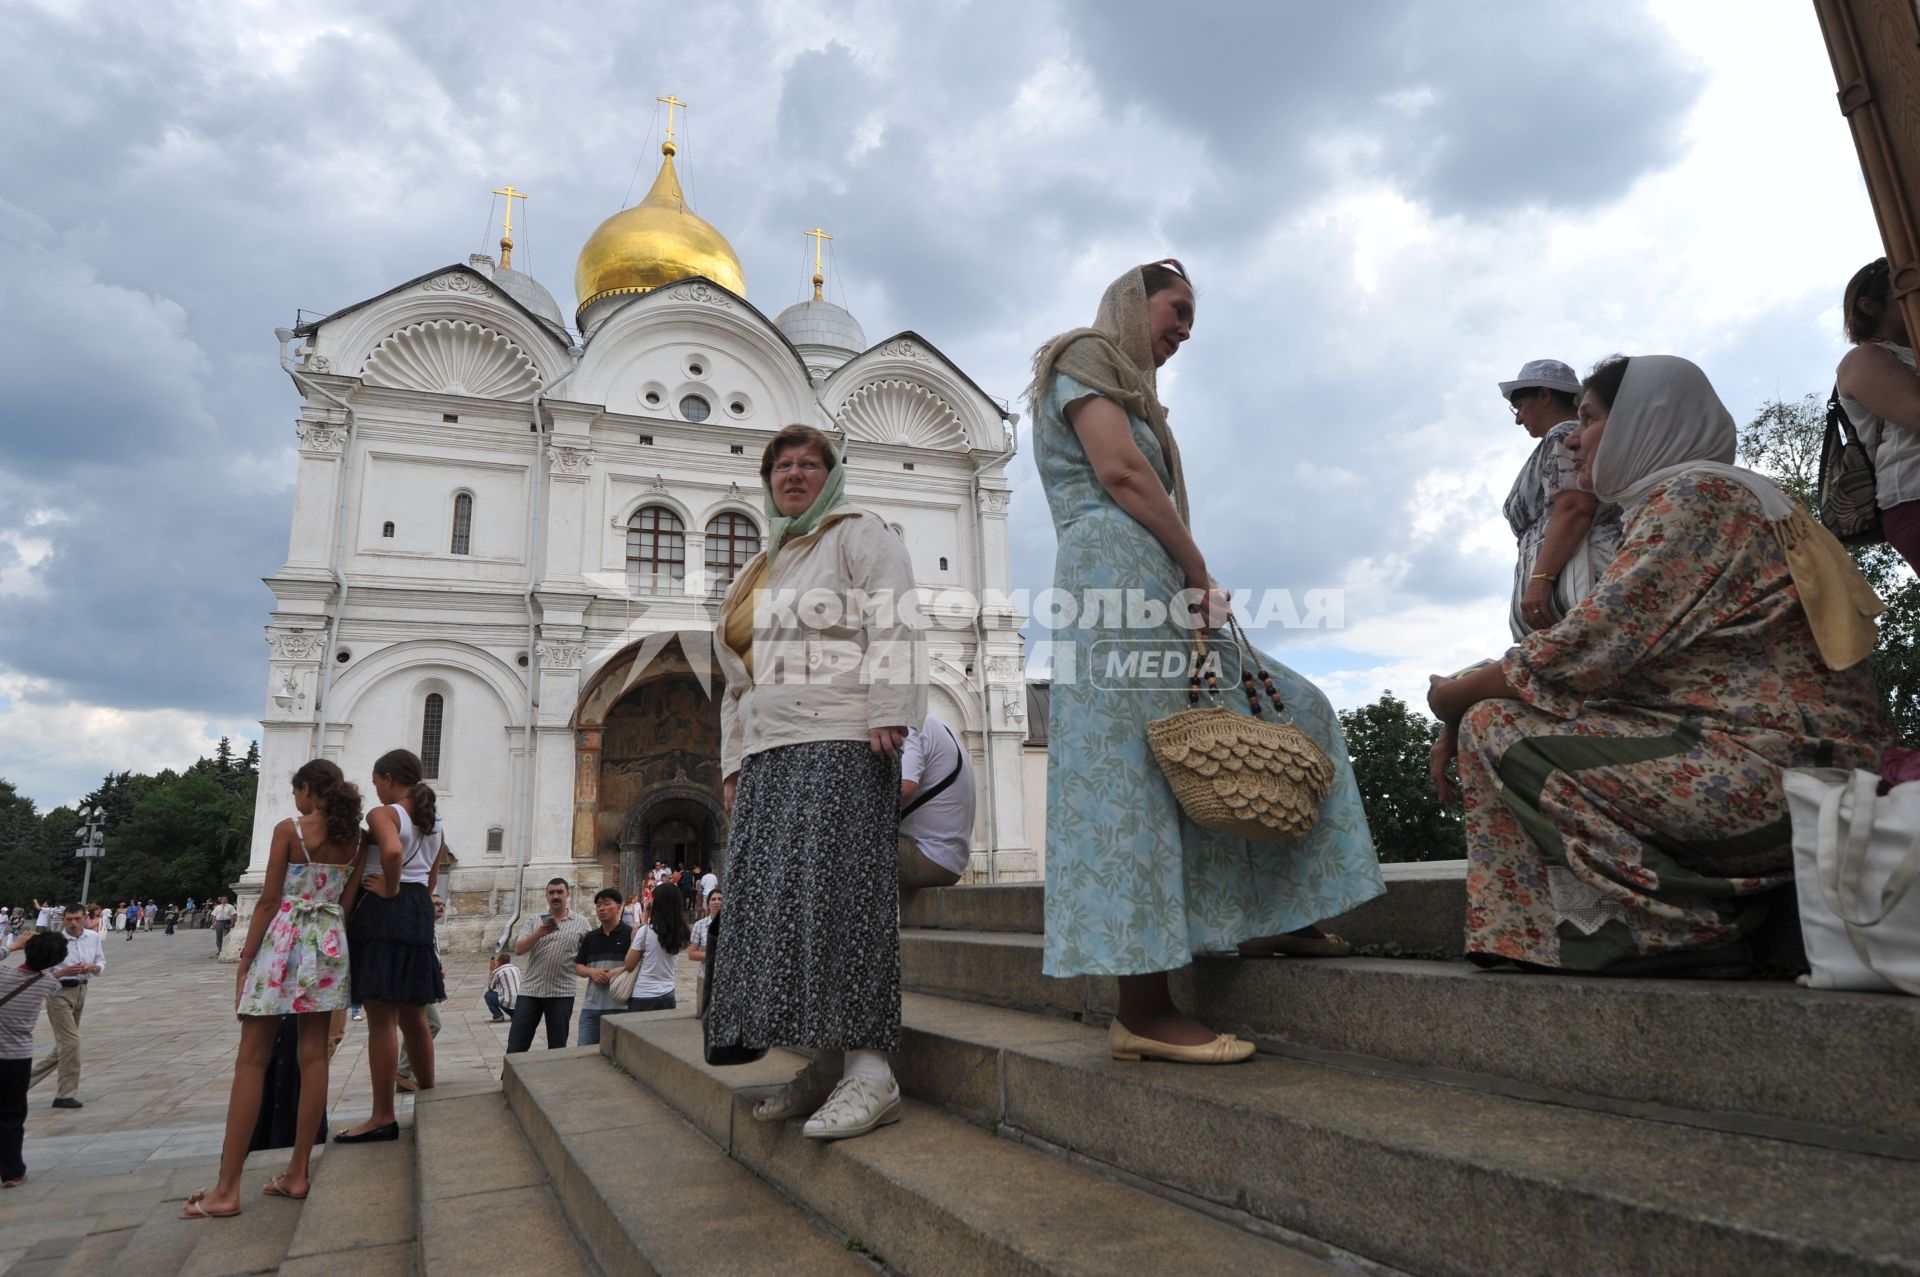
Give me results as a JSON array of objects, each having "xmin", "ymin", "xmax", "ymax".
[{"xmin": 1529, "ymin": 573, "xmax": 1557, "ymax": 581}]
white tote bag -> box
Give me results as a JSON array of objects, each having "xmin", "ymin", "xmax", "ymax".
[{"xmin": 1782, "ymin": 768, "xmax": 1920, "ymax": 995}]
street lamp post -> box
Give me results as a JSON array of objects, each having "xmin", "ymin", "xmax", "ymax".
[{"xmin": 73, "ymin": 808, "xmax": 106, "ymax": 906}]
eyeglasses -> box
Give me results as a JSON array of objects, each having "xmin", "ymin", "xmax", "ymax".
[
  {"xmin": 771, "ymin": 459, "xmax": 826, "ymax": 476},
  {"xmin": 1143, "ymin": 256, "xmax": 1189, "ymax": 281},
  {"xmin": 1508, "ymin": 388, "xmax": 1541, "ymax": 418}
]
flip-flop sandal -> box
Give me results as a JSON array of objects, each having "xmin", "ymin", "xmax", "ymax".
[
  {"xmin": 262, "ymin": 1173, "xmax": 308, "ymax": 1200},
  {"xmin": 180, "ymin": 1191, "xmax": 241, "ymax": 1220}
]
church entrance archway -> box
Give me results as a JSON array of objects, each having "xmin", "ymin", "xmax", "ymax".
[
  {"xmin": 616, "ymin": 786, "xmax": 726, "ymax": 896},
  {"xmin": 571, "ymin": 636, "xmax": 729, "ymax": 891}
]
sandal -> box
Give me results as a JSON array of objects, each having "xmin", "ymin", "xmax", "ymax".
[
  {"xmin": 180, "ymin": 1191, "xmax": 242, "ymax": 1220},
  {"xmin": 262, "ymin": 1173, "xmax": 308, "ymax": 1200}
]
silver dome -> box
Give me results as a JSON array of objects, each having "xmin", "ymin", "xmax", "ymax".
[
  {"xmin": 776, "ymin": 298, "xmax": 867, "ymax": 355},
  {"xmin": 492, "ymin": 265, "xmax": 569, "ymax": 336}
]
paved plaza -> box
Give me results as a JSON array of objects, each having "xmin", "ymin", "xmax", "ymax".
[{"xmin": 9, "ymin": 923, "xmax": 648, "ymax": 1184}]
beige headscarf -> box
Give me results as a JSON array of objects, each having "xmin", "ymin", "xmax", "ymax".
[
  {"xmin": 1027, "ymin": 262, "xmax": 1191, "ymax": 525},
  {"xmin": 1592, "ymin": 355, "xmax": 1883, "ymax": 670}
]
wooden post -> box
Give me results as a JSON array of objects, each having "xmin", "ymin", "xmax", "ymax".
[{"xmin": 1815, "ymin": 0, "xmax": 1920, "ymax": 341}]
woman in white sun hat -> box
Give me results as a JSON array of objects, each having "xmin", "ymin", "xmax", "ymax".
[{"xmin": 1500, "ymin": 358, "xmax": 1623, "ymax": 638}]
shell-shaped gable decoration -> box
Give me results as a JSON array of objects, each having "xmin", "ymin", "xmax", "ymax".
[
  {"xmin": 362, "ymin": 320, "xmax": 542, "ymax": 399},
  {"xmin": 836, "ymin": 379, "xmax": 968, "ymax": 450}
]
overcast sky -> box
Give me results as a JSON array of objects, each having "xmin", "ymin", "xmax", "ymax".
[{"xmin": 0, "ymin": 0, "xmax": 1891, "ymax": 809}]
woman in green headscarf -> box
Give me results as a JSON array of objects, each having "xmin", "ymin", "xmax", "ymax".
[
  {"xmin": 1030, "ymin": 260, "xmax": 1384, "ymax": 1064},
  {"xmin": 707, "ymin": 424, "xmax": 927, "ymax": 1141}
]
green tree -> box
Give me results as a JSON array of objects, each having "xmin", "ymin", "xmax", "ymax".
[
  {"xmin": 241, "ymin": 740, "xmax": 260, "ymax": 777},
  {"xmin": 1739, "ymin": 393, "xmax": 1920, "ymax": 742},
  {"xmin": 100, "ymin": 770, "xmax": 242, "ymax": 904},
  {"xmin": 1338, "ymin": 692, "xmax": 1465, "ymax": 862},
  {"xmin": 215, "ymin": 736, "xmax": 234, "ymax": 776},
  {"xmin": 0, "ymin": 780, "xmax": 57, "ymax": 906}
]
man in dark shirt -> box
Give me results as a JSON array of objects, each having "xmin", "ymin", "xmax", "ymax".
[{"xmin": 572, "ymin": 888, "xmax": 633, "ymax": 1048}]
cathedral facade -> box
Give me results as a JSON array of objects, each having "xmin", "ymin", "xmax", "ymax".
[{"xmin": 240, "ymin": 138, "xmax": 1033, "ymax": 947}]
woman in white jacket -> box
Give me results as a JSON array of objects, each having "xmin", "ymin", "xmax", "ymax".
[{"xmin": 705, "ymin": 423, "xmax": 925, "ymax": 1142}]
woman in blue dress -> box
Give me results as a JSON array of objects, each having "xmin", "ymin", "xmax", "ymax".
[{"xmin": 1029, "ymin": 259, "xmax": 1385, "ymax": 1064}]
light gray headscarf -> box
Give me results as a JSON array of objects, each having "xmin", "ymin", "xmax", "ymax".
[{"xmin": 1590, "ymin": 355, "xmax": 1881, "ymax": 669}]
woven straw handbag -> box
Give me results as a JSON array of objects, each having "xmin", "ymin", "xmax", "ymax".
[{"xmin": 1146, "ymin": 616, "xmax": 1334, "ymax": 843}]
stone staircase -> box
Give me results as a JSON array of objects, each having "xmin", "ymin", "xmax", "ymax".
[
  {"xmin": 0, "ymin": 1084, "xmax": 596, "ymax": 1275},
  {"xmin": 492, "ymin": 880, "xmax": 1920, "ymax": 1276}
]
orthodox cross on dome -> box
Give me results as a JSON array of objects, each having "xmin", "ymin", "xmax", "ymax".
[
  {"xmin": 804, "ymin": 226, "xmax": 833, "ymax": 301},
  {"xmin": 491, "ymin": 184, "xmax": 529, "ymax": 269},
  {"xmin": 657, "ymin": 93, "xmax": 687, "ymax": 157}
]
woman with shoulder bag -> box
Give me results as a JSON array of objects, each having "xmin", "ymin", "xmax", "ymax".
[{"xmin": 1028, "ymin": 259, "xmax": 1385, "ymax": 1064}]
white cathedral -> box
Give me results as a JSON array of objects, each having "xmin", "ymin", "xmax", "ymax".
[{"xmin": 239, "ymin": 127, "xmax": 1035, "ymax": 946}]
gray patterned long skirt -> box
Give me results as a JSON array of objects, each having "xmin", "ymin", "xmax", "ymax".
[{"xmin": 706, "ymin": 740, "xmax": 902, "ymax": 1053}]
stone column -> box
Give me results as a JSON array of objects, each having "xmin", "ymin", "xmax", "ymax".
[
  {"xmin": 543, "ymin": 439, "xmax": 592, "ymax": 584},
  {"xmin": 286, "ymin": 408, "xmax": 349, "ymax": 573}
]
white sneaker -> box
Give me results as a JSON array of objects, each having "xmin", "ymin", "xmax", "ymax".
[
  {"xmin": 801, "ymin": 1076, "xmax": 902, "ymax": 1141},
  {"xmin": 752, "ymin": 1063, "xmax": 835, "ymax": 1123}
]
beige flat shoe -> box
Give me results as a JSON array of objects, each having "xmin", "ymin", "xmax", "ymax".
[
  {"xmin": 1237, "ymin": 931, "xmax": 1353, "ymax": 959},
  {"xmin": 1108, "ymin": 1019, "xmax": 1255, "ymax": 1065}
]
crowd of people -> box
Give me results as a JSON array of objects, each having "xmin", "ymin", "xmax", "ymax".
[{"xmin": 3, "ymin": 253, "xmax": 1907, "ymax": 1200}]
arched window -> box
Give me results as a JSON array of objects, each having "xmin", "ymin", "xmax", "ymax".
[
  {"xmin": 420, "ymin": 692, "xmax": 445, "ymax": 779},
  {"xmin": 450, "ymin": 493, "xmax": 473, "ymax": 555},
  {"xmin": 703, "ymin": 512, "xmax": 761, "ymax": 591},
  {"xmin": 486, "ymin": 825, "xmax": 504, "ymax": 853},
  {"xmin": 626, "ymin": 506, "xmax": 685, "ymax": 594},
  {"xmin": 381, "ymin": 521, "xmax": 395, "ymax": 538}
]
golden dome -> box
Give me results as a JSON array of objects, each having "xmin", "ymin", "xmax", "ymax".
[{"xmin": 574, "ymin": 145, "xmax": 747, "ymax": 323}]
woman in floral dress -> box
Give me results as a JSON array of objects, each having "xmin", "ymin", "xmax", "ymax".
[
  {"xmin": 1429, "ymin": 355, "xmax": 1886, "ymax": 974},
  {"xmin": 181, "ymin": 759, "xmax": 362, "ymax": 1219}
]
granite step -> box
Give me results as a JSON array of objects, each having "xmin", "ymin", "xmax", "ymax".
[
  {"xmin": 902, "ymin": 870, "xmax": 1468, "ymax": 955},
  {"xmin": 176, "ymin": 1151, "xmax": 307, "ymax": 1277},
  {"xmin": 501, "ymin": 1043, "xmax": 867, "ymax": 1275},
  {"xmin": 899, "ymin": 927, "xmax": 1920, "ymax": 1150},
  {"xmin": 282, "ymin": 1120, "xmax": 420, "ymax": 1276},
  {"xmin": 597, "ymin": 1012, "xmax": 1360, "ymax": 1276},
  {"xmin": 889, "ymin": 992, "xmax": 1920, "ymax": 1277},
  {"xmin": 414, "ymin": 1078, "xmax": 595, "ymax": 1276}
]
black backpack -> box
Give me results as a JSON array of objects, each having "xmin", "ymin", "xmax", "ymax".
[{"xmin": 1817, "ymin": 385, "xmax": 1886, "ymax": 546}]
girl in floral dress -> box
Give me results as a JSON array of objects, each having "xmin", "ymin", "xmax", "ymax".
[{"xmin": 181, "ymin": 759, "xmax": 362, "ymax": 1220}]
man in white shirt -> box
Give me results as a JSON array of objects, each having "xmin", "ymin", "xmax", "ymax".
[
  {"xmin": 209, "ymin": 897, "xmax": 238, "ymax": 957},
  {"xmin": 697, "ymin": 868, "xmax": 719, "ymax": 910},
  {"xmin": 898, "ymin": 715, "xmax": 976, "ymax": 889},
  {"xmin": 32, "ymin": 901, "xmax": 59, "ymax": 932},
  {"xmin": 30, "ymin": 906, "xmax": 103, "ymax": 1109}
]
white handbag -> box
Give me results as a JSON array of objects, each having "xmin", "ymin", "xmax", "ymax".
[{"xmin": 1782, "ymin": 768, "xmax": 1920, "ymax": 995}]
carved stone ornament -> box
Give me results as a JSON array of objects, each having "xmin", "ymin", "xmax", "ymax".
[
  {"xmin": 648, "ymin": 473, "xmax": 669, "ymax": 493},
  {"xmin": 548, "ymin": 443, "xmax": 593, "ymax": 477},
  {"xmin": 879, "ymin": 337, "xmax": 931, "ymax": 364},
  {"xmin": 726, "ymin": 481, "xmax": 744, "ymax": 501},
  {"xmin": 987, "ymin": 656, "xmax": 1022, "ymax": 683},
  {"xmin": 419, "ymin": 272, "xmax": 492, "ymax": 296},
  {"xmin": 980, "ymin": 488, "xmax": 1012, "ymax": 514},
  {"xmin": 293, "ymin": 420, "xmax": 347, "ymax": 454},
  {"xmin": 303, "ymin": 354, "xmax": 333, "ymax": 374},
  {"xmin": 837, "ymin": 379, "xmax": 966, "ymax": 450},
  {"xmin": 664, "ymin": 282, "xmax": 734, "ymax": 309},
  {"xmin": 536, "ymin": 641, "xmax": 585, "ymax": 669},
  {"xmin": 266, "ymin": 629, "xmax": 327, "ymax": 661},
  {"xmin": 362, "ymin": 319, "xmax": 542, "ymax": 398}
]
